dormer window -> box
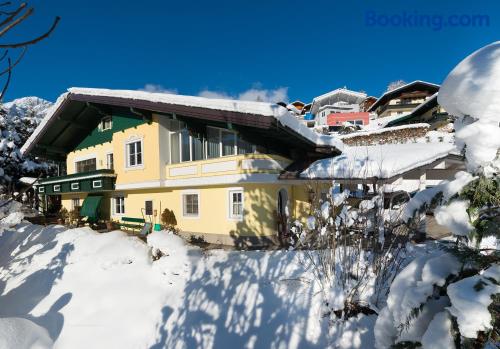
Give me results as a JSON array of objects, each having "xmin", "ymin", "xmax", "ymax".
[{"xmin": 99, "ymin": 117, "xmax": 112, "ymax": 131}]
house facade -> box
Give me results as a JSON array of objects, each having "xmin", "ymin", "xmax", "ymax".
[
  {"xmin": 368, "ymin": 81, "xmax": 440, "ymax": 118},
  {"xmin": 22, "ymin": 88, "xmax": 342, "ymax": 246}
]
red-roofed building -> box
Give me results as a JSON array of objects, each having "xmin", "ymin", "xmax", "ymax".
[{"xmin": 327, "ymin": 112, "xmax": 370, "ymax": 129}]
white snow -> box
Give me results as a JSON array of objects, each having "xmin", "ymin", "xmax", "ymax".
[
  {"xmin": 22, "ymin": 88, "xmax": 344, "ymax": 155},
  {"xmin": 0, "ymin": 223, "xmax": 345, "ymax": 349},
  {"xmin": 374, "ymin": 251, "xmax": 461, "ymax": 348},
  {"xmin": 438, "ymin": 41, "xmax": 500, "ymax": 175},
  {"xmin": 434, "ymin": 200, "xmax": 473, "ymax": 236},
  {"xmin": 420, "ymin": 311, "xmax": 455, "ymax": 349},
  {"xmin": 447, "ymin": 264, "xmax": 500, "ymax": 338},
  {"xmin": 402, "ymin": 171, "xmax": 476, "ymax": 222},
  {"xmin": 0, "ymin": 317, "xmax": 53, "ymax": 349},
  {"xmin": 301, "ymin": 142, "xmax": 456, "ymax": 179}
]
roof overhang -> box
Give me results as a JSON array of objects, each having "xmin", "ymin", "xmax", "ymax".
[{"xmin": 22, "ymin": 89, "xmax": 343, "ymax": 160}]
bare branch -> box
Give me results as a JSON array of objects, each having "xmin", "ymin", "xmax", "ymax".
[
  {"xmin": 0, "ymin": 14, "xmax": 59, "ymax": 48},
  {"xmin": 0, "ymin": 48, "xmax": 7, "ymax": 61},
  {"xmin": 0, "ymin": 46, "xmax": 25, "ymax": 76},
  {"xmin": 0, "ymin": 2, "xmax": 26, "ymax": 28},
  {"xmin": 0, "ymin": 56, "xmax": 12, "ymax": 101},
  {"xmin": 0, "ymin": 5, "xmax": 33, "ymax": 37}
]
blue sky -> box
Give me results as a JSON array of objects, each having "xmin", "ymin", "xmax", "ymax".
[{"xmin": 4, "ymin": 0, "xmax": 500, "ymax": 103}]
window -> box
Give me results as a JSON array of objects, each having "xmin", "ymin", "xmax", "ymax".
[
  {"xmin": 99, "ymin": 117, "xmax": 112, "ymax": 131},
  {"xmin": 38, "ymin": 186, "xmax": 44, "ymax": 193},
  {"xmin": 75, "ymin": 158, "xmax": 96, "ymax": 173},
  {"xmin": 114, "ymin": 196, "xmax": 125, "ymax": 214},
  {"xmin": 221, "ymin": 130, "xmax": 236, "ymax": 156},
  {"xmin": 183, "ymin": 193, "xmax": 199, "ymax": 217},
  {"xmin": 53, "ymin": 184, "xmax": 61, "ymax": 192},
  {"xmin": 229, "ymin": 190, "xmax": 243, "ymax": 219},
  {"xmin": 207, "ymin": 127, "xmax": 220, "ymax": 159},
  {"xmin": 145, "ymin": 200, "xmax": 153, "ymax": 216},
  {"xmin": 127, "ymin": 140, "xmax": 143, "ymax": 167},
  {"xmin": 168, "ymin": 123, "xmax": 255, "ymax": 163},
  {"xmin": 72, "ymin": 198, "xmax": 80, "ymax": 210},
  {"xmin": 92, "ymin": 180, "xmax": 102, "ymax": 188},
  {"xmin": 71, "ymin": 182, "xmax": 79, "ymax": 190},
  {"xmin": 106, "ymin": 153, "xmax": 114, "ymax": 170},
  {"xmin": 180, "ymin": 128, "xmax": 191, "ymax": 162}
]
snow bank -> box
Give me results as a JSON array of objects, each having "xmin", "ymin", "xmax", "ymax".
[
  {"xmin": 302, "ymin": 143, "xmax": 456, "ymax": 179},
  {"xmin": 447, "ymin": 264, "xmax": 500, "ymax": 338},
  {"xmin": 438, "ymin": 41, "xmax": 500, "ymax": 175},
  {"xmin": 0, "ymin": 317, "xmax": 53, "ymax": 349},
  {"xmin": 0, "ymin": 222, "xmax": 339, "ymax": 348}
]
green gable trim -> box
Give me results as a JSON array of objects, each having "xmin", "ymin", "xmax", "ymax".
[{"xmin": 74, "ymin": 114, "xmax": 147, "ymax": 150}]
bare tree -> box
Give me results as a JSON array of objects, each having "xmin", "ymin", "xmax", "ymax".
[{"xmin": 0, "ymin": 1, "xmax": 60, "ymax": 101}]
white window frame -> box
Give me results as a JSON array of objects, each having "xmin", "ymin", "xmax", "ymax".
[
  {"xmin": 38, "ymin": 186, "xmax": 44, "ymax": 193},
  {"xmin": 99, "ymin": 116, "xmax": 112, "ymax": 131},
  {"xmin": 181, "ymin": 190, "xmax": 200, "ymax": 218},
  {"xmin": 71, "ymin": 182, "xmax": 79, "ymax": 190},
  {"xmin": 106, "ymin": 152, "xmax": 114, "ymax": 170},
  {"xmin": 125, "ymin": 138, "xmax": 144, "ymax": 169},
  {"xmin": 92, "ymin": 180, "xmax": 102, "ymax": 188},
  {"xmin": 72, "ymin": 198, "xmax": 80, "ymax": 210},
  {"xmin": 228, "ymin": 188, "xmax": 244, "ymax": 220},
  {"xmin": 113, "ymin": 196, "xmax": 125, "ymax": 215},
  {"xmin": 53, "ymin": 184, "xmax": 61, "ymax": 192}
]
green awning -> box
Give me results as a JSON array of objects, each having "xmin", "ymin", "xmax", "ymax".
[{"xmin": 80, "ymin": 195, "xmax": 103, "ymax": 221}]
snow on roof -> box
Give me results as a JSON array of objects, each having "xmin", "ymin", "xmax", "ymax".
[
  {"xmin": 301, "ymin": 142, "xmax": 457, "ymax": 179},
  {"xmin": 22, "ymin": 88, "xmax": 344, "ymax": 155},
  {"xmin": 313, "ymin": 87, "xmax": 367, "ymax": 102},
  {"xmin": 368, "ymin": 80, "xmax": 440, "ymax": 112}
]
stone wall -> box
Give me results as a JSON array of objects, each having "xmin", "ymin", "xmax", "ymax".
[{"xmin": 340, "ymin": 124, "xmax": 430, "ymax": 146}]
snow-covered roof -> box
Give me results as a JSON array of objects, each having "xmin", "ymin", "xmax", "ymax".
[
  {"xmin": 22, "ymin": 88, "xmax": 343, "ymax": 155},
  {"xmin": 301, "ymin": 142, "xmax": 457, "ymax": 180},
  {"xmin": 368, "ymin": 80, "xmax": 440, "ymax": 112}
]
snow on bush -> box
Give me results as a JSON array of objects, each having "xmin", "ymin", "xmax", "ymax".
[
  {"xmin": 447, "ymin": 264, "xmax": 500, "ymax": 338},
  {"xmin": 420, "ymin": 311, "xmax": 455, "ymax": 349},
  {"xmin": 377, "ymin": 41, "xmax": 500, "ymax": 348},
  {"xmin": 438, "ymin": 40, "xmax": 500, "ymax": 176},
  {"xmin": 434, "ymin": 200, "xmax": 473, "ymax": 236}
]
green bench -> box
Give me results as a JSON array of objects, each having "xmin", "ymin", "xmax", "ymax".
[{"xmin": 119, "ymin": 217, "xmax": 151, "ymax": 236}]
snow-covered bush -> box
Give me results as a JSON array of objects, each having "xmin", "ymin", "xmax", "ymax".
[
  {"xmin": 0, "ymin": 97, "xmax": 53, "ymax": 192},
  {"xmin": 290, "ymin": 182, "xmax": 414, "ymax": 322},
  {"xmin": 375, "ymin": 41, "xmax": 500, "ymax": 349}
]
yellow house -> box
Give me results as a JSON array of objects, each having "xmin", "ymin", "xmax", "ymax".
[{"xmin": 21, "ymin": 88, "xmax": 342, "ymax": 246}]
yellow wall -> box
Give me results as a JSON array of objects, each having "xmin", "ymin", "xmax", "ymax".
[{"xmin": 62, "ymin": 115, "xmax": 320, "ymax": 243}]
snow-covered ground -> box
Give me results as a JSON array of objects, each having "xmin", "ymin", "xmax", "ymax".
[{"xmin": 0, "ymin": 221, "xmax": 385, "ymax": 349}]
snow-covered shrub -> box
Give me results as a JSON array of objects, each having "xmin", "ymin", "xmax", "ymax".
[
  {"xmin": 290, "ymin": 181, "xmax": 414, "ymax": 322},
  {"xmin": 0, "ymin": 97, "xmax": 54, "ymax": 192},
  {"xmin": 375, "ymin": 41, "xmax": 500, "ymax": 349}
]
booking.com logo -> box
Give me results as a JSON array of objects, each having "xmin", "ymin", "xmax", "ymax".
[{"xmin": 365, "ymin": 11, "xmax": 490, "ymax": 31}]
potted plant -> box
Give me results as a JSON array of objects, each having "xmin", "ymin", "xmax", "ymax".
[
  {"xmin": 106, "ymin": 220, "xmax": 115, "ymax": 231},
  {"xmin": 58, "ymin": 207, "xmax": 69, "ymax": 225}
]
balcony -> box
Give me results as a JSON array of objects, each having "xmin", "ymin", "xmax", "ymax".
[{"xmin": 38, "ymin": 169, "xmax": 116, "ymax": 195}]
